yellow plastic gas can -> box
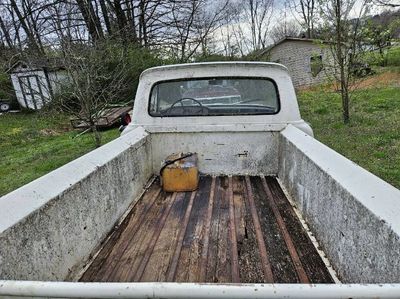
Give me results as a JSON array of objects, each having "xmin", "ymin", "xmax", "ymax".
[{"xmin": 161, "ymin": 153, "xmax": 199, "ymax": 192}]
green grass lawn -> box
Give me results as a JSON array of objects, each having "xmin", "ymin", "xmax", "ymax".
[
  {"xmin": 298, "ymin": 70, "xmax": 400, "ymax": 189},
  {"xmin": 0, "ymin": 112, "xmax": 119, "ymax": 196}
]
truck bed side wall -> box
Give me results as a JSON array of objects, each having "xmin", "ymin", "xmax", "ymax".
[
  {"xmin": 279, "ymin": 125, "xmax": 400, "ymax": 283},
  {"xmin": 0, "ymin": 127, "xmax": 152, "ymax": 281}
]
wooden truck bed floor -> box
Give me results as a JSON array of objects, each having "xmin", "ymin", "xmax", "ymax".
[{"xmin": 80, "ymin": 176, "xmax": 334, "ymax": 283}]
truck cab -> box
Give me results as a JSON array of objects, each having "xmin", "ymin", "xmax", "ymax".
[{"xmin": 125, "ymin": 62, "xmax": 312, "ymax": 136}]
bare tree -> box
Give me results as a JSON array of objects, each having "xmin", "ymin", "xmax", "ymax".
[
  {"xmin": 75, "ymin": 0, "xmax": 104, "ymax": 41},
  {"xmin": 55, "ymin": 41, "xmax": 129, "ymax": 147},
  {"xmin": 218, "ymin": 0, "xmax": 274, "ymax": 55},
  {"xmin": 166, "ymin": 0, "xmax": 229, "ymax": 62},
  {"xmin": 270, "ymin": 19, "xmax": 301, "ymax": 43},
  {"xmin": 0, "ymin": 14, "xmax": 13, "ymax": 48},
  {"xmin": 245, "ymin": 0, "xmax": 274, "ymax": 51},
  {"xmin": 8, "ymin": 0, "xmax": 43, "ymax": 52},
  {"xmin": 373, "ymin": 0, "xmax": 400, "ymax": 7},
  {"xmin": 319, "ymin": 0, "xmax": 370, "ymax": 123},
  {"xmin": 287, "ymin": 0, "xmax": 317, "ymax": 38}
]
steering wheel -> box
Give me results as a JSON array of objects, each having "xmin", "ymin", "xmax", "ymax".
[{"xmin": 163, "ymin": 97, "xmax": 210, "ymax": 116}]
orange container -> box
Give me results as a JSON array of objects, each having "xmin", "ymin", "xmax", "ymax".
[{"xmin": 162, "ymin": 153, "xmax": 199, "ymax": 192}]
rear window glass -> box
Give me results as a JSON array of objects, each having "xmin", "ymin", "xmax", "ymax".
[{"xmin": 149, "ymin": 77, "xmax": 279, "ymax": 117}]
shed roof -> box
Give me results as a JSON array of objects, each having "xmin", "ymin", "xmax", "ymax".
[
  {"xmin": 7, "ymin": 57, "xmax": 64, "ymax": 73},
  {"xmin": 259, "ymin": 37, "xmax": 330, "ymax": 57}
]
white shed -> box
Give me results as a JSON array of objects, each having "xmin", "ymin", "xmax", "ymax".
[
  {"xmin": 260, "ymin": 38, "xmax": 334, "ymax": 88},
  {"xmin": 8, "ymin": 59, "xmax": 67, "ymax": 110}
]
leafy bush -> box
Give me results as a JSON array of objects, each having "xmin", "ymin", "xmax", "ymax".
[
  {"xmin": 364, "ymin": 46, "xmax": 400, "ymax": 67},
  {"xmin": 0, "ymin": 71, "xmax": 12, "ymax": 99}
]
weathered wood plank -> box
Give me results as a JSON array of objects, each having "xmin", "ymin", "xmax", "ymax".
[
  {"xmin": 141, "ymin": 192, "xmax": 189, "ymax": 282},
  {"xmin": 166, "ymin": 191, "xmax": 197, "ymax": 282},
  {"xmin": 132, "ymin": 192, "xmax": 177, "ymax": 281},
  {"xmin": 228, "ymin": 176, "xmax": 240, "ymax": 282},
  {"xmin": 110, "ymin": 191, "xmax": 169, "ymax": 282},
  {"xmin": 250, "ymin": 176, "xmax": 298, "ymax": 283},
  {"xmin": 174, "ymin": 177, "xmax": 211, "ymax": 282},
  {"xmin": 261, "ymin": 177, "xmax": 310, "ymax": 283},
  {"xmin": 79, "ymin": 181, "xmax": 161, "ymax": 282},
  {"xmin": 210, "ymin": 176, "xmax": 231, "ymax": 283},
  {"xmin": 81, "ymin": 176, "xmax": 333, "ymax": 284},
  {"xmin": 237, "ymin": 176, "xmax": 267, "ymax": 283},
  {"xmin": 198, "ymin": 177, "xmax": 216, "ymax": 282},
  {"xmin": 266, "ymin": 177, "xmax": 334, "ymax": 283}
]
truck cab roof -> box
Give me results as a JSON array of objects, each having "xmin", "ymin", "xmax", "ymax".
[{"xmin": 126, "ymin": 62, "xmax": 310, "ymax": 135}]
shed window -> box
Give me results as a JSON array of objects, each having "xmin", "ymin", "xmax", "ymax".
[{"xmin": 310, "ymin": 55, "xmax": 323, "ymax": 77}]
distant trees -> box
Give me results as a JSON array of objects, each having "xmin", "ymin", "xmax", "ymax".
[
  {"xmin": 287, "ymin": 0, "xmax": 318, "ymax": 38},
  {"xmin": 270, "ymin": 20, "xmax": 302, "ymax": 43},
  {"xmin": 0, "ymin": 0, "xmax": 236, "ymax": 62},
  {"xmin": 363, "ymin": 13, "xmax": 400, "ymax": 66},
  {"xmin": 215, "ymin": 0, "xmax": 275, "ymax": 55},
  {"xmin": 373, "ymin": 0, "xmax": 400, "ymax": 7}
]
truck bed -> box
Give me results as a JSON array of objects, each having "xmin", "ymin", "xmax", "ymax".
[{"xmin": 80, "ymin": 176, "xmax": 334, "ymax": 283}]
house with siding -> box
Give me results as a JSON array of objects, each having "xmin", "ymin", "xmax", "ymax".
[{"xmin": 260, "ymin": 38, "xmax": 334, "ymax": 88}]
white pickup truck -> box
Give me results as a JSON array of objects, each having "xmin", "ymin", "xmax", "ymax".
[{"xmin": 1, "ymin": 62, "xmax": 400, "ymax": 298}]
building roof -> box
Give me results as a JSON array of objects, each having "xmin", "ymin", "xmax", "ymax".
[
  {"xmin": 259, "ymin": 37, "xmax": 330, "ymax": 57},
  {"xmin": 7, "ymin": 57, "xmax": 64, "ymax": 73}
]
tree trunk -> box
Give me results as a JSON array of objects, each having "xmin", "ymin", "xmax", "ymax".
[
  {"xmin": 9, "ymin": 0, "xmax": 41, "ymax": 52},
  {"xmin": 341, "ymin": 81, "xmax": 350, "ymax": 123},
  {"xmin": 75, "ymin": 0, "xmax": 104, "ymax": 41},
  {"xmin": 113, "ymin": 0, "xmax": 128, "ymax": 39},
  {"xmin": 126, "ymin": 0, "xmax": 137, "ymax": 42},
  {"xmin": 139, "ymin": 0, "xmax": 147, "ymax": 46},
  {"xmin": 91, "ymin": 123, "xmax": 102, "ymax": 148},
  {"xmin": 335, "ymin": 0, "xmax": 350, "ymax": 124},
  {"xmin": 0, "ymin": 15, "xmax": 13, "ymax": 48},
  {"xmin": 99, "ymin": 0, "xmax": 113, "ymax": 35}
]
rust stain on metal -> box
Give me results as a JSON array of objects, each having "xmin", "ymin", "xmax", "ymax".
[
  {"xmin": 199, "ymin": 177, "xmax": 216, "ymax": 282},
  {"xmin": 166, "ymin": 191, "xmax": 197, "ymax": 281},
  {"xmin": 228, "ymin": 176, "xmax": 240, "ymax": 283},
  {"xmin": 261, "ymin": 177, "xmax": 310, "ymax": 284},
  {"xmin": 244, "ymin": 176, "xmax": 274, "ymax": 283}
]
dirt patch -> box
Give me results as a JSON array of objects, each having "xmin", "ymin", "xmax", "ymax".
[
  {"xmin": 40, "ymin": 126, "xmax": 72, "ymax": 136},
  {"xmin": 299, "ymin": 71, "xmax": 400, "ymax": 93},
  {"xmin": 40, "ymin": 129, "xmax": 61, "ymax": 136},
  {"xmin": 353, "ymin": 72, "xmax": 400, "ymax": 90}
]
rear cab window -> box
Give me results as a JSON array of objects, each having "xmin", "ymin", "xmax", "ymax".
[{"xmin": 149, "ymin": 77, "xmax": 280, "ymax": 117}]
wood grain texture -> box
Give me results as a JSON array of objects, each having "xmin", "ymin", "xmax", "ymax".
[{"xmin": 81, "ymin": 176, "xmax": 333, "ymax": 283}]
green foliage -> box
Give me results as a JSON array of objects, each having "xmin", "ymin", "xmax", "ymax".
[
  {"xmin": 363, "ymin": 17, "xmax": 400, "ymax": 66},
  {"xmin": 365, "ymin": 46, "xmax": 400, "ymax": 67},
  {"xmin": 194, "ymin": 54, "xmax": 237, "ymax": 62},
  {"xmin": 123, "ymin": 45, "xmax": 163, "ymax": 101},
  {"xmin": 298, "ymin": 78, "xmax": 400, "ymax": 189},
  {"xmin": 387, "ymin": 47, "xmax": 400, "ymax": 66},
  {"xmin": 54, "ymin": 41, "xmax": 162, "ymax": 112},
  {"xmin": 0, "ymin": 71, "xmax": 12, "ymax": 100},
  {"xmin": 0, "ymin": 112, "xmax": 119, "ymax": 196}
]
